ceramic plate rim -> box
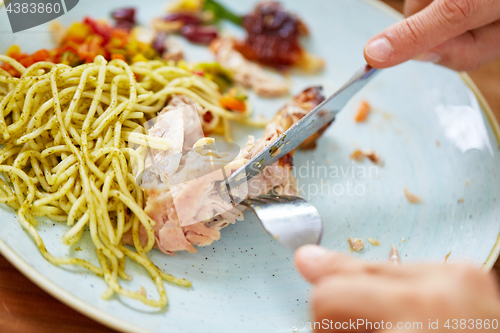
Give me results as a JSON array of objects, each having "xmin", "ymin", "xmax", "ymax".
[{"xmin": 0, "ymin": 1, "xmax": 499, "ymax": 332}]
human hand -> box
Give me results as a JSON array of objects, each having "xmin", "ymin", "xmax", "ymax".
[
  {"xmin": 364, "ymin": 0, "xmax": 500, "ymax": 71},
  {"xmin": 294, "ymin": 245, "xmax": 500, "ymax": 332}
]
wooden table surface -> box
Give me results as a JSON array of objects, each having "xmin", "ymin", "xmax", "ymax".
[{"xmin": 1, "ymin": 1, "xmax": 500, "ymax": 332}]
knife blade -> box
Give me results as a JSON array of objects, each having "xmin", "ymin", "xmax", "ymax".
[{"xmin": 220, "ymin": 65, "xmax": 380, "ymax": 197}]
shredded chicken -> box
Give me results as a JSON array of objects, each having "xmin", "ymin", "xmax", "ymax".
[
  {"xmin": 348, "ymin": 237, "xmax": 364, "ymax": 252},
  {"xmin": 164, "ymin": 95, "xmax": 218, "ymax": 133},
  {"xmin": 132, "ymin": 26, "xmax": 156, "ymax": 44},
  {"xmin": 126, "ymin": 87, "xmax": 325, "ymax": 255},
  {"xmin": 49, "ymin": 21, "xmax": 67, "ymax": 45},
  {"xmin": 162, "ymin": 38, "xmax": 184, "ymax": 62},
  {"xmin": 210, "ymin": 37, "xmax": 291, "ymax": 98},
  {"xmin": 152, "ymin": 18, "xmax": 183, "ymax": 33},
  {"xmin": 271, "ymin": 86, "xmax": 327, "ymax": 150}
]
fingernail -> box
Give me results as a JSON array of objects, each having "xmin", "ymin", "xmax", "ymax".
[
  {"xmin": 297, "ymin": 245, "xmax": 328, "ymax": 260},
  {"xmin": 414, "ymin": 51, "xmax": 441, "ymax": 63},
  {"xmin": 365, "ymin": 37, "xmax": 393, "ymax": 62}
]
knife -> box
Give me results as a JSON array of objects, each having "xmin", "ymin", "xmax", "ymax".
[{"xmin": 220, "ymin": 65, "xmax": 380, "ymax": 198}]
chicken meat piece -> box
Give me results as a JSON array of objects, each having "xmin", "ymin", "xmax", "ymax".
[
  {"xmin": 348, "ymin": 237, "xmax": 364, "ymax": 252},
  {"xmin": 49, "ymin": 21, "xmax": 67, "ymax": 45},
  {"xmin": 164, "ymin": 95, "xmax": 218, "ymax": 133},
  {"xmin": 273, "ymin": 86, "xmax": 328, "ymax": 150},
  {"xmin": 127, "ymin": 87, "xmax": 326, "ymax": 254},
  {"xmin": 210, "ymin": 37, "xmax": 291, "ymax": 98},
  {"xmin": 162, "ymin": 37, "xmax": 184, "ymax": 62}
]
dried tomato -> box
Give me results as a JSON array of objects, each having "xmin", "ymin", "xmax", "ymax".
[
  {"xmin": 235, "ymin": 1, "xmax": 307, "ymax": 68},
  {"xmin": 180, "ymin": 25, "xmax": 218, "ymax": 45},
  {"xmin": 202, "ymin": 111, "xmax": 214, "ymax": 124}
]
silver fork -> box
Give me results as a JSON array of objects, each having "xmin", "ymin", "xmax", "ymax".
[
  {"xmin": 222, "ymin": 65, "xmax": 380, "ymax": 251},
  {"xmin": 238, "ymin": 195, "xmax": 323, "ymax": 252}
]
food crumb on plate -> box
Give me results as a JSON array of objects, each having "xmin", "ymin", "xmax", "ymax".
[
  {"xmin": 75, "ymin": 247, "xmax": 82, "ymax": 251},
  {"xmin": 366, "ymin": 237, "xmax": 380, "ymax": 246},
  {"xmin": 137, "ymin": 286, "xmax": 147, "ymax": 297},
  {"xmin": 350, "ymin": 149, "xmax": 384, "ymax": 166},
  {"xmin": 444, "ymin": 251, "xmax": 452, "ymax": 264},
  {"xmin": 389, "ymin": 245, "xmax": 401, "ymax": 265},
  {"xmin": 382, "ymin": 112, "xmax": 392, "ymax": 120},
  {"xmin": 404, "ymin": 187, "xmax": 422, "ymax": 204},
  {"xmin": 354, "ymin": 100, "xmax": 371, "ymax": 123},
  {"xmin": 436, "ymin": 140, "xmax": 441, "ymax": 147},
  {"xmin": 458, "ymin": 198, "xmax": 464, "ymax": 203},
  {"xmin": 465, "ymin": 180, "xmax": 470, "ymax": 186},
  {"xmin": 348, "ymin": 237, "xmax": 364, "ymax": 252},
  {"xmin": 401, "ymin": 238, "xmax": 406, "ymax": 243}
]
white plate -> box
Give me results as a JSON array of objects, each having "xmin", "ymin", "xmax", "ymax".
[{"xmin": 1, "ymin": 0, "xmax": 500, "ymax": 332}]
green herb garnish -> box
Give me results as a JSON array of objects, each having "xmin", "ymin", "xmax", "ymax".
[
  {"xmin": 203, "ymin": 0, "xmax": 243, "ymax": 26},
  {"xmin": 195, "ymin": 62, "xmax": 234, "ymax": 92}
]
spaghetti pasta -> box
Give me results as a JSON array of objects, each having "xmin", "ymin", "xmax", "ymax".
[{"xmin": 0, "ymin": 54, "xmax": 255, "ymax": 307}]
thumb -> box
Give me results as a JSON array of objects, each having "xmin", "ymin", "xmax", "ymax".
[
  {"xmin": 294, "ymin": 245, "xmax": 422, "ymax": 284},
  {"xmin": 364, "ymin": 0, "xmax": 500, "ymax": 68},
  {"xmin": 294, "ymin": 245, "xmax": 361, "ymax": 284}
]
